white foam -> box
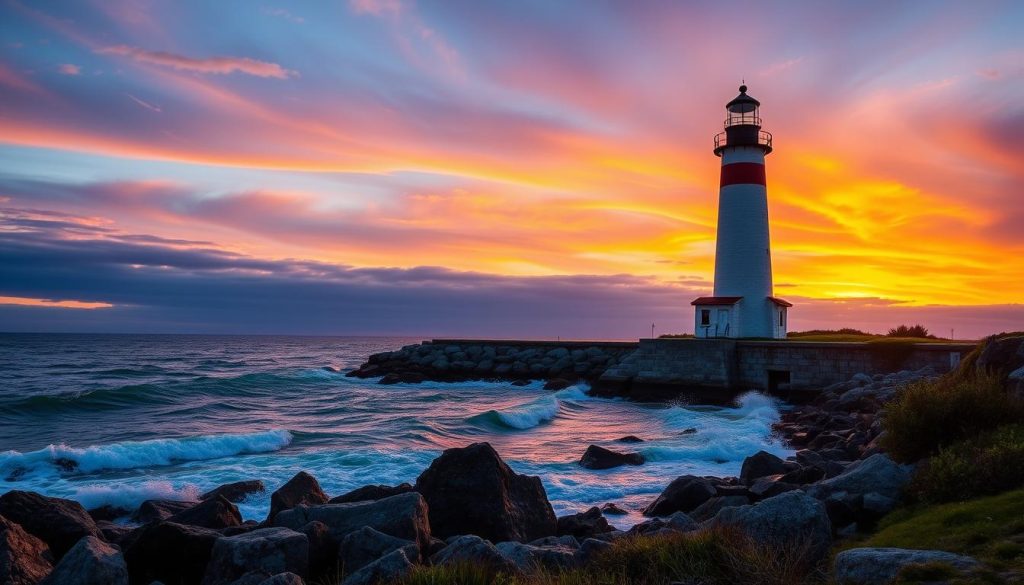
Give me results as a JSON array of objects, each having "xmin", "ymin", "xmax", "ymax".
[
  {"xmin": 495, "ymin": 395, "xmax": 560, "ymax": 429},
  {"xmin": 73, "ymin": 481, "xmax": 201, "ymax": 511}
]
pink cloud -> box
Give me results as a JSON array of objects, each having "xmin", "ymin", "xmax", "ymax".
[
  {"xmin": 58, "ymin": 63, "xmax": 81, "ymax": 75},
  {"xmin": 97, "ymin": 45, "xmax": 296, "ymax": 79},
  {"xmin": 350, "ymin": 0, "xmax": 403, "ymax": 16}
]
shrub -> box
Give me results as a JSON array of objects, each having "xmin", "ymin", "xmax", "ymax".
[
  {"xmin": 910, "ymin": 424, "xmax": 1024, "ymax": 503},
  {"xmin": 881, "ymin": 371, "xmax": 1024, "ymax": 463},
  {"xmin": 887, "ymin": 324, "xmax": 935, "ymax": 338}
]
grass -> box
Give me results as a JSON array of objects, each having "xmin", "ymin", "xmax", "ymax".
[
  {"xmin": 881, "ymin": 370, "xmax": 1024, "ymax": 463},
  {"xmin": 848, "ymin": 488, "xmax": 1024, "ymax": 582},
  {"xmin": 395, "ymin": 526, "xmax": 824, "ymax": 585},
  {"xmin": 910, "ymin": 424, "xmax": 1024, "ymax": 504}
]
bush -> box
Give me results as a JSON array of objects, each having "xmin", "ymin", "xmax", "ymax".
[
  {"xmin": 881, "ymin": 371, "xmax": 1024, "ymax": 463},
  {"xmin": 888, "ymin": 324, "xmax": 935, "ymax": 338},
  {"xmin": 910, "ymin": 424, "xmax": 1024, "ymax": 503}
]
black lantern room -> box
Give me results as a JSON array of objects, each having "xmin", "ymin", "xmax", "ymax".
[{"xmin": 714, "ymin": 84, "xmax": 773, "ymax": 156}]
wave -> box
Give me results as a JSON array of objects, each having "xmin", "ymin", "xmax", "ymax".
[
  {"xmin": 0, "ymin": 429, "xmax": 292, "ymax": 480},
  {"xmin": 469, "ymin": 385, "xmax": 591, "ymax": 430},
  {"xmin": 73, "ymin": 481, "xmax": 202, "ymax": 511}
]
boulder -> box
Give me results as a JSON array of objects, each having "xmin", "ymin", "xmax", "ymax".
[
  {"xmin": 87, "ymin": 505, "xmax": 130, "ymax": 522},
  {"xmin": 0, "ymin": 514, "xmax": 54, "ymax": 585},
  {"xmin": 601, "ymin": 503, "xmax": 628, "ymax": 515},
  {"xmin": 642, "ymin": 475, "xmax": 717, "ymax": 517},
  {"xmin": 575, "ymin": 538, "xmax": 612, "ymax": 563},
  {"xmin": 833, "ymin": 547, "xmax": 978, "ymax": 585},
  {"xmin": 688, "ymin": 496, "xmax": 749, "ymax": 523},
  {"xmin": 528, "ymin": 535, "xmax": 579, "ymax": 548},
  {"xmin": 338, "ymin": 526, "xmax": 418, "ymax": 573},
  {"xmin": 414, "ymin": 442, "xmax": 557, "ymax": 542},
  {"xmin": 299, "ymin": 521, "xmax": 335, "ymax": 579},
  {"xmin": 266, "ymin": 472, "xmax": 329, "ymax": 524},
  {"xmin": 628, "ymin": 511, "xmax": 696, "ymax": 536},
  {"xmin": 95, "ymin": 521, "xmax": 133, "ymax": 546},
  {"xmin": 556, "ymin": 507, "xmax": 613, "ymax": 539},
  {"xmin": 806, "ymin": 454, "xmax": 912, "ymax": 503},
  {"xmin": 495, "ymin": 541, "xmax": 577, "ymax": 572},
  {"xmin": 616, "ymin": 435, "xmax": 644, "ymax": 443},
  {"xmin": 201, "ymin": 480, "xmax": 265, "ymax": 503},
  {"xmin": 0, "ymin": 491, "xmax": 102, "ymax": 559},
  {"xmin": 202, "ymin": 527, "xmax": 308, "ymax": 585},
  {"xmin": 739, "ymin": 451, "xmax": 788, "ymax": 483},
  {"xmin": 124, "ymin": 521, "xmax": 220, "ymax": 585},
  {"xmin": 132, "ymin": 499, "xmax": 197, "ymax": 524},
  {"xmin": 975, "ymin": 335, "xmax": 1024, "ymax": 375},
  {"xmin": 342, "ymin": 549, "xmax": 414, "ymax": 585},
  {"xmin": 273, "ymin": 492, "xmax": 431, "ymax": 552},
  {"xmin": 429, "ymin": 535, "xmax": 516, "ymax": 573},
  {"xmin": 40, "ymin": 535, "xmax": 128, "ymax": 585},
  {"xmin": 748, "ymin": 477, "xmax": 800, "ymax": 500},
  {"xmin": 712, "ymin": 491, "xmax": 832, "ymax": 564},
  {"xmin": 168, "ymin": 495, "xmax": 242, "ymax": 530},
  {"xmin": 328, "ymin": 483, "xmax": 413, "ymax": 504},
  {"xmin": 578, "ymin": 445, "xmax": 644, "ymax": 470}
]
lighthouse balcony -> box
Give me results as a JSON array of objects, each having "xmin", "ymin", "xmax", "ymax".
[{"xmin": 713, "ymin": 129, "xmax": 772, "ymax": 156}]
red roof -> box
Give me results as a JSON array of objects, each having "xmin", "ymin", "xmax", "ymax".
[
  {"xmin": 768, "ymin": 296, "xmax": 793, "ymax": 307},
  {"xmin": 691, "ymin": 296, "xmax": 743, "ymax": 306}
]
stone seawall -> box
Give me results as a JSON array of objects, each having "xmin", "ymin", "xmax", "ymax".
[{"xmin": 347, "ymin": 339, "xmax": 638, "ymax": 386}]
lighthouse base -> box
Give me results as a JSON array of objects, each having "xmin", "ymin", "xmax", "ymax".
[{"xmin": 691, "ymin": 295, "xmax": 790, "ymax": 339}]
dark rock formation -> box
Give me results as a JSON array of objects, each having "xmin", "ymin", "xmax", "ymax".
[
  {"xmin": 328, "ymin": 483, "xmax": 413, "ymax": 504},
  {"xmin": 273, "ymin": 492, "xmax": 431, "ymax": 553},
  {"xmin": 712, "ymin": 491, "xmax": 832, "ymax": 564},
  {"xmin": 201, "ymin": 480, "xmax": 265, "ymax": 503},
  {"xmin": 628, "ymin": 511, "xmax": 697, "ymax": 536},
  {"xmin": 414, "ymin": 442, "xmax": 557, "ymax": 542},
  {"xmin": 124, "ymin": 521, "xmax": 220, "ymax": 585},
  {"xmin": 600, "ymin": 503, "xmax": 628, "ymax": 515},
  {"xmin": 202, "ymin": 527, "xmax": 308, "ymax": 585},
  {"xmin": 578, "ymin": 445, "xmax": 644, "ymax": 469},
  {"xmin": 495, "ymin": 540, "xmax": 577, "ymax": 572},
  {"xmin": 86, "ymin": 505, "xmax": 130, "ymax": 523},
  {"xmin": 429, "ymin": 535, "xmax": 516, "ymax": 573},
  {"xmin": 0, "ymin": 514, "xmax": 54, "ymax": 585},
  {"xmin": 339, "ymin": 526, "xmax": 418, "ymax": 574},
  {"xmin": 266, "ymin": 472, "xmax": 329, "ymax": 524},
  {"xmin": 168, "ymin": 495, "xmax": 242, "ymax": 530},
  {"xmin": 642, "ymin": 475, "xmax": 717, "ymax": 517},
  {"xmin": 40, "ymin": 535, "xmax": 128, "ymax": 585},
  {"xmin": 0, "ymin": 491, "xmax": 102, "ymax": 559},
  {"xmin": 299, "ymin": 521, "xmax": 335, "ymax": 579},
  {"xmin": 739, "ymin": 450, "xmax": 788, "ymax": 483},
  {"xmin": 615, "ymin": 435, "xmax": 644, "ymax": 443},
  {"xmin": 341, "ymin": 548, "xmax": 414, "ymax": 585},
  {"xmin": 556, "ymin": 507, "xmax": 613, "ymax": 539},
  {"xmin": 131, "ymin": 499, "xmax": 197, "ymax": 524},
  {"xmin": 688, "ymin": 496, "xmax": 750, "ymax": 523},
  {"xmin": 833, "ymin": 547, "xmax": 978, "ymax": 585}
]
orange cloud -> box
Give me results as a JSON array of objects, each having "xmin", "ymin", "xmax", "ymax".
[
  {"xmin": 97, "ymin": 45, "xmax": 297, "ymax": 79},
  {"xmin": 0, "ymin": 296, "xmax": 113, "ymax": 310}
]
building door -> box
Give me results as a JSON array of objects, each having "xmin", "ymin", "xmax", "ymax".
[{"xmin": 717, "ymin": 309, "xmax": 729, "ymax": 337}]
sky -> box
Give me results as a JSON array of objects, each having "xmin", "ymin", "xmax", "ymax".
[{"xmin": 1, "ymin": 0, "xmax": 1022, "ymax": 339}]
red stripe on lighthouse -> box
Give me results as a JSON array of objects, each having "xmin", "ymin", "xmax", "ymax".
[{"xmin": 720, "ymin": 162, "xmax": 766, "ymax": 187}]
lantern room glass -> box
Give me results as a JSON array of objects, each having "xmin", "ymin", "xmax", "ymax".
[{"xmin": 725, "ymin": 104, "xmax": 760, "ymax": 127}]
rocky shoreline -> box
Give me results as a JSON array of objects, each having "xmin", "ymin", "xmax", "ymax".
[{"xmin": 4, "ymin": 335, "xmax": 1022, "ymax": 585}]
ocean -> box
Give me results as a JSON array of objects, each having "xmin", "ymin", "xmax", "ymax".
[{"xmin": 0, "ymin": 334, "xmax": 790, "ymax": 528}]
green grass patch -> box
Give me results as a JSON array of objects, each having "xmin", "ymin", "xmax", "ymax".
[
  {"xmin": 395, "ymin": 526, "xmax": 824, "ymax": 585},
  {"xmin": 855, "ymin": 488, "xmax": 1024, "ymax": 575},
  {"xmin": 881, "ymin": 370, "xmax": 1024, "ymax": 463},
  {"xmin": 910, "ymin": 424, "xmax": 1024, "ymax": 503}
]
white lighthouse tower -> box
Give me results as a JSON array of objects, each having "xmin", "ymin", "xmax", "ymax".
[{"xmin": 693, "ymin": 85, "xmax": 791, "ymax": 339}]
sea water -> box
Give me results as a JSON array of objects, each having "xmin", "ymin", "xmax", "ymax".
[{"xmin": 0, "ymin": 334, "xmax": 791, "ymax": 528}]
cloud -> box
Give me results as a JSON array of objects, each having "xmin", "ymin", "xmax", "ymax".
[
  {"xmin": 261, "ymin": 7, "xmax": 304, "ymax": 23},
  {"xmin": 126, "ymin": 93, "xmax": 162, "ymax": 112},
  {"xmin": 58, "ymin": 63, "xmax": 81, "ymax": 75},
  {"xmin": 97, "ymin": 45, "xmax": 296, "ymax": 79},
  {"xmin": 350, "ymin": 0, "xmax": 403, "ymax": 16}
]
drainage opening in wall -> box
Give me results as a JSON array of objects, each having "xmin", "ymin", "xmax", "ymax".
[{"xmin": 767, "ymin": 370, "xmax": 791, "ymax": 393}]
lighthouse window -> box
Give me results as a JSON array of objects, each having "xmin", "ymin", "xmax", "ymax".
[
  {"xmin": 779, "ymin": 310, "xmax": 786, "ymax": 327},
  {"xmin": 701, "ymin": 310, "xmax": 711, "ymax": 326}
]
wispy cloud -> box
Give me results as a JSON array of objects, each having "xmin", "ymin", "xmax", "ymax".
[
  {"xmin": 349, "ymin": 0, "xmax": 403, "ymax": 16},
  {"xmin": 261, "ymin": 7, "xmax": 304, "ymax": 23},
  {"xmin": 58, "ymin": 63, "xmax": 81, "ymax": 76},
  {"xmin": 97, "ymin": 45, "xmax": 296, "ymax": 79}
]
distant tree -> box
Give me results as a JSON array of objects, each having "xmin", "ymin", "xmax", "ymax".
[{"xmin": 887, "ymin": 324, "xmax": 934, "ymax": 338}]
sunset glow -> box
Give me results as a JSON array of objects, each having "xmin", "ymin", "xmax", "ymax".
[{"xmin": 1, "ymin": 0, "xmax": 1022, "ymax": 337}]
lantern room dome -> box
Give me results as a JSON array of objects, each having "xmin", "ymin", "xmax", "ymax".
[{"xmin": 726, "ymin": 85, "xmax": 760, "ymax": 113}]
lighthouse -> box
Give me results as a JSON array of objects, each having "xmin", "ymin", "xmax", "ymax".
[{"xmin": 692, "ymin": 85, "xmax": 791, "ymax": 339}]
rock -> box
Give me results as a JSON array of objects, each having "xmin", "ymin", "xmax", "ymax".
[
  {"xmin": 833, "ymin": 547, "xmax": 978, "ymax": 585},
  {"xmin": 616, "ymin": 435, "xmax": 644, "ymax": 443},
  {"xmin": 556, "ymin": 507, "xmax": 613, "ymax": 539},
  {"xmin": 202, "ymin": 527, "xmax": 308, "ymax": 585},
  {"xmin": 528, "ymin": 535, "xmax": 579, "ymax": 548},
  {"xmin": 341, "ymin": 549, "xmax": 413, "ymax": 585},
  {"xmin": 168, "ymin": 495, "xmax": 242, "ymax": 530},
  {"xmin": 378, "ymin": 373, "xmax": 402, "ymax": 384},
  {"xmin": 578, "ymin": 445, "xmax": 644, "ymax": 469},
  {"xmin": 414, "ymin": 442, "xmax": 556, "ymax": 542},
  {"xmin": 543, "ymin": 378, "xmax": 573, "ymax": 390},
  {"xmin": 95, "ymin": 521, "xmax": 133, "ymax": 546},
  {"xmin": 132, "ymin": 499, "xmax": 198, "ymax": 524},
  {"xmin": 739, "ymin": 451, "xmax": 788, "ymax": 483},
  {"xmin": 748, "ymin": 477, "xmax": 799, "ymax": 500},
  {"xmin": 0, "ymin": 514, "xmax": 54, "ymax": 585},
  {"xmin": 201, "ymin": 480, "xmax": 265, "ymax": 503},
  {"xmin": 266, "ymin": 472, "xmax": 328, "ymax": 524},
  {"xmin": 429, "ymin": 535, "xmax": 516, "ymax": 573},
  {"xmin": 338, "ymin": 526, "xmax": 418, "ymax": 573},
  {"xmin": 642, "ymin": 476, "xmax": 717, "ymax": 517},
  {"xmin": 975, "ymin": 335, "xmax": 1024, "ymax": 375},
  {"xmin": 495, "ymin": 541, "xmax": 577, "ymax": 572},
  {"xmin": 688, "ymin": 496, "xmax": 749, "ymax": 523},
  {"xmin": 87, "ymin": 505, "xmax": 131, "ymax": 522},
  {"xmin": 629, "ymin": 511, "xmax": 696, "ymax": 536},
  {"xmin": 328, "ymin": 483, "xmax": 413, "ymax": 504},
  {"xmin": 273, "ymin": 492, "xmax": 431, "ymax": 552},
  {"xmin": 576, "ymin": 538, "xmax": 612, "ymax": 563},
  {"xmin": 124, "ymin": 521, "xmax": 220, "ymax": 585},
  {"xmin": 711, "ymin": 491, "xmax": 832, "ymax": 564},
  {"xmin": 601, "ymin": 503, "xmax": 628, "ymax": 515},
  {"xmin": 40, "ymin": 535, "xmax": 128, "ymax": 585},
  {"xmin": 257, "ymin": 574, "xmax": 304, "ymax": 585},
  {"xmin": 0, "ymin": 491, "xmax": 102, "ymax": 559},
  {"xmin": 299, "ymin": 521, "xmax": 334, "ymax": 579},
  {"xmin": 806, "ymin": 454, "xmax": 912, "ymax": 503}
]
